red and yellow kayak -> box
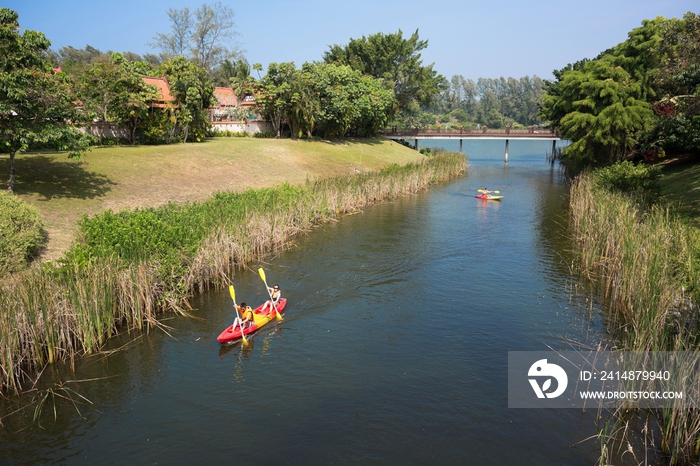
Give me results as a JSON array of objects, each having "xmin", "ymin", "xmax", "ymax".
[
  {"xmin": 217, "ymin": 298, "xmax": 287, "ymax": 344},
  {"xmin": 475, "ymin": 194, "xmax": 503, "ymax": 201}
]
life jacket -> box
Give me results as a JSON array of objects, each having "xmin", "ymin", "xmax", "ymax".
[{"xmin": 242, "ymin": 307, "xmax": 253, "ymax": 320}]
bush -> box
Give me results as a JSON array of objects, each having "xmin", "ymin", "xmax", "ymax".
[
  {"xmin": 252, "ymin": 131, "xmax": 275, "ymax": 138},
  {"xmin": 395, "ymin": 139, "xmax": 414, "ymax": 149},
  {"xmin": 0, "ymin": 193, "xmax": 44, "ymax": 275},
  {"xmin": 593, "ymin": 161, "xmax": 662, "ymax": 203},
  {"xmin": 210, "ymin": 130, "xmax": 249, "ymax": 138}
]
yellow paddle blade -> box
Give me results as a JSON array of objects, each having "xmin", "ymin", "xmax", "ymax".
[
  {"xmin": 258, "ymin": 268, "xmax": 266, "ymax": 283},
  {"xmin": 241, "ymin": 333, "xmax": 249, "ymax": 345},
  {"xmin": 229, "ymin": 285, "xmax": 236, "ymax": 302}
]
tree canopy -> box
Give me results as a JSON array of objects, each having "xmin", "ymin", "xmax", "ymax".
[
  {"xmin": 150, "ymin": 2, "xmax": 242, "ymax": 73},
  {"xmin": 51, "ymin": 45, "xmax": 161, "ymax": 74},
  {"xmin": 254, "ymin": 62, "xmax": 395, "ymax": 139},
  {"xmin": 158, "ymin": 56, "xmax": 215, "ymax": 142},
  {"xmin": 0, "ymin": 8, "xmax": 90, "ymax": 193},
  {"xmin": 539, "ymin": 12, "xmax": 700, "ymax": 173},
  {"xmin": 324, "ymin": 29, "xmax": 445, "ymax": 117}
]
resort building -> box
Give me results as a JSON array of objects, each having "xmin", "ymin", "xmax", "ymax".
[{"xmin": 209, "ymin": 87, "xmax": 272, "ymax": 134}]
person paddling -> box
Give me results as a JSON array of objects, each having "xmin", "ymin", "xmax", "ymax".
[
  {"xmin": 261, "ymin": 285, "xmax": 281, "ymax": 315},
  {"xmin": 482, "ymin": 188, "xmax": 490, "ymax": 197},
  {"xmin": 242, "ymin": 303, "xmax": 255, "ymax": 326},
  {"xmin": 232, "ymin": 302, "xmax": 254, "ymax": 330}
]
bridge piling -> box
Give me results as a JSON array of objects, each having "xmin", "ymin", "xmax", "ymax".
[{"xmin": 505, "ymin": 139, "xmax": 509, "ymax": 163}]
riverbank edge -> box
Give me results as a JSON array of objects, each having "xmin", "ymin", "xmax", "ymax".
[
  {"xmin": 0, "ymin": 152, "xmax": 467, "ymax": 395},
  {"xmin": 569, "ymin": 171, "xmax": 700, "ymax": 464}
]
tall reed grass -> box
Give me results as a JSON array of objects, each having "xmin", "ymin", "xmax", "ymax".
[
  {"xmin": 570, "ymin": 173, "xmax": 700, "ymax": 464},
  {"xmin": 0, "ymin": 152, "xmax": 466, "ymax": 395}
]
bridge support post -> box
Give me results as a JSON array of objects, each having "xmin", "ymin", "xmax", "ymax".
[
  {"xmin": 414, "ymin": 139, "xmax": 418, "ymax": 150},
  {"xmin": 459, "ymin": 139, "xmax": 463, "ymax": 153},
  {"xmin": 551, "ymin": 140, "xmax": 556, "ymax": 165},
  {"xmin": 504, "ymin": 139, "xmax": 509, "ymax": 163}
]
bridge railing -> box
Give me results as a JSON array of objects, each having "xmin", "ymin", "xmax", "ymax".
[{"xmin": 381, "ymin": 127, "xmax": 556, "ymax": 137}]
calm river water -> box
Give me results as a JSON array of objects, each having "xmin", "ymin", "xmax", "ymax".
[{"xmin": 1, "ymin": 140, "xmax": 611, "ymax": 465}]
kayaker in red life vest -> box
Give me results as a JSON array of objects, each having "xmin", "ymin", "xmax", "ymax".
[{"xmin": 261, "ymin": 285, "xmax": 281, "ymax": 314}]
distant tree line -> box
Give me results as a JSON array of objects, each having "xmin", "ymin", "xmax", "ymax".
[
  {"xmin": 539, "ymin": 12, "xmax": 700, "ymax": 173},
  {"xmin": 410, "ymin": 75, "xmax": 545, "ymax": 131}
]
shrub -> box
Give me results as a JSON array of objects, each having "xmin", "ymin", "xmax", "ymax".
[
  {"xmin": 395, "ymin": 139, "xmax": 414, "ymax": 149},
  {"xmin": 420, "ymin": 147, "xmax": 443, "ymax": 156},
  {"xmin": 210, "ymin": 130, "xmax": 249, "ymax": 138},
  {"xmin": 252, "ymin": 131, "xmax": 275, "ymax": 138},
  {"xmin": 593, "ymin": 161, "xmax": 662, "ymax": 203},
  {"xmin": 0, "ymin": 193, "xmax": 44, "ymax": 275}
]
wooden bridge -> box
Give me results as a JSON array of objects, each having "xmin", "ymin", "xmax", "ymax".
[{"xmin": 382, "ymin": 128, "xmax": 560, "ymax": 162}]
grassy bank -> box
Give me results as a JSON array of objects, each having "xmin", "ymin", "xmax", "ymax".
[
  {"xmin": 0, "ymin": 151, "xmax": 466, "ymax": 394},
  {"xmin": 659, "ymin": 158, "xmax": 700, "ymax": 227},
  {"xmin": 0, "ymin": 137, "xmax": 423, "ymax": 259},
  {"xmin": 569, "ymin": 172, "xmax": 700, "ymax": 464}
]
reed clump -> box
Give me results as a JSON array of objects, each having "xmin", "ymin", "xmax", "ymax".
[
  {"xmin": 0, "ymin": 152, "xmax": 466, "ymax": 394},
  {"xmin": 570, "ymin": 172, "xmax": 700, "ymax": 464}
]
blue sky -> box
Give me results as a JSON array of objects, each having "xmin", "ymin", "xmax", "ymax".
[{"xmin": 4, "ymin": 0, "xmax": 697, "ymax": 82}]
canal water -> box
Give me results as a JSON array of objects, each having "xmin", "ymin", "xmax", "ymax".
[{"xmin": 1, "ymin": 140, "xmax": 610, "ymax": 465}]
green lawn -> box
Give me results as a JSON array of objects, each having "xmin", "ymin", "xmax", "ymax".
[
  {"xmin": 0, "ymin": 137, "xmax": 424, "ymax": 259},
  {"xmin": 660, "ymin": 157, "xmax": 700, "ymax": 226}
]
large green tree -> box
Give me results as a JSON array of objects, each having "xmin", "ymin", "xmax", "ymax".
[
  {"xmin": 254, "ymin": 61, "xmax": 395, "ymax": 139},
  {"xmin": 301, "ymin": 62, "xmax": 395, "ymax": 139},
  {"xmin": 0, "ymin": 8, "xmax": 89, "ymax": 193},
  {"xmin": 158, "ymin": 56, "xmax": 215, "ymax": 142},
  {"xmin": 540, "ymin": 55, "xmax": 654, "ymax": 170},
  {"xmin": 539, "ymin": 16, "xmax": 677, "ymax": 172},
  {"xmin": 255, "ymin": 62, "xmax": 296, "ymax": 138},
  {"xmin": 323, "ymin": 29, "xmax": 445, "ymax": 117},
  {"xmin": 88, "ymin": 54, "xmax": 159, "ymax": 145}
]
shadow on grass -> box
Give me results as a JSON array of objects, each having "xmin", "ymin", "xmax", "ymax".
[{"xmin": 0, "ymin": 154, "xmax": 116, "ymax": 200}]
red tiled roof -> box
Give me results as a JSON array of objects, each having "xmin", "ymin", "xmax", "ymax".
[
  {"xmin": 213, "ymin": 87, "xmax": 238, "ymax": 107},
  {"xmin": 142, "ymin": 76, "xmax": 176, "ymax": 108}
]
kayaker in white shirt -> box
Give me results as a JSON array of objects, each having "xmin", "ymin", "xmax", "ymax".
[{"xmin": 261, "ymin": 284, "xmax": 281, "ymax": 314}]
